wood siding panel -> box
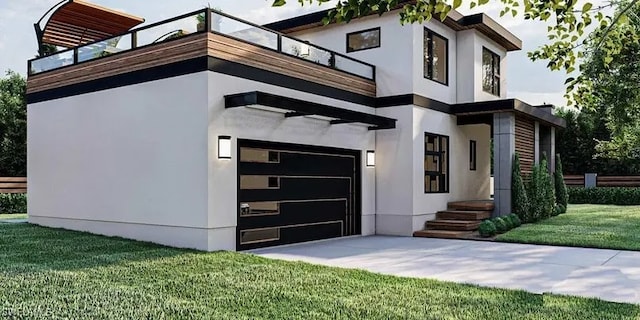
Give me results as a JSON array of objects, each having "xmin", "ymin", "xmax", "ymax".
[
  {"xmin": 207, "ymin": 33, "xmax": 376, "ymax": 97},
  {"xmin": 28, "ymin": 32, "xmax": 376, "ymax": 98},
  {"xmin": 0, "ymin": 177, "xmax": 27, "ymax": 194},
  {"xmin": 515, "ymin": 116, "xmax": 535, "ymax": 178},
  {"xmin": 28, "ymin": 34, "xmax": 209, "ymax": 94}
]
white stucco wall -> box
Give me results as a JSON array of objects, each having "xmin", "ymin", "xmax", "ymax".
[
  {"xmin": 207, "ymin": 71, "xmax": 377, "ymax": 249},
  {"xmin": 28, "ymin": 72, "xmax": 211, "ymax": 250},
  {"xmin": 289, "ymin": 14, "xmax": 413, "ymax": 97}
]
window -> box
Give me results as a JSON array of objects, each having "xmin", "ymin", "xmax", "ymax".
[
  {"xmin": 424, "ymin": 28, "xmax": 448, "ymax": 85},
  {"xmin": 470, "ymin": 140, "xmax": 477, "ymax": 171},
  {"xmin": 482, "ymin": 47, "xmax": 501, "ymax": 96},
  {"xmin": 425, "ymin": 133, "xmax": 449, "ymax": 193},
  {"xmin": 346, "ymin": 28, "xmax": 381, "ymax": 52}
]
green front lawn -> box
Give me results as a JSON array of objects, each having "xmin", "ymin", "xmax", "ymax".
[
  {"xmin": 0, "ymin": 224, "xmax": 637, "ymax": 319},
  {"xmin": 497, "ymin": 204, "xmax": 640, "ymax": 250},
  {"xmin": 0, "ymin": 213, "xmax": 27, "ymax": 221}
]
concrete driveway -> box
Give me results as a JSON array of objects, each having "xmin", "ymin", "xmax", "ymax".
[{"xmin": 252, "ymin": 236, "xmax": 640, "ymax": 304}]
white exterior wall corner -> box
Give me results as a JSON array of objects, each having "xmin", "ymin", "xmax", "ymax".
[
  {"xmin": 28, "ymin": 72, "xmax": 211, "ymax": 250},
  {"xmin": 206, "ymin": 71, "xmax": 377, "ymax": 249},
  {"xmin": 412, "ymin": 107, "xmax": 491, "ymax": 232}
]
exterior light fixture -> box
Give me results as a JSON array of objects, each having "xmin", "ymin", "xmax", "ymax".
[
  {"xmin": 366, "ymin": 150, "xmax": 375, "ymax": 167},
  {"xmin": 218, "ymin": 136, "xmax": 232, "ymax": 160}
]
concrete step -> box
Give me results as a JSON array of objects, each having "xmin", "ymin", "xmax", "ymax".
[
  {"xmin": 413, "ymin": 229, "xmax": 474, "ymax": 239},
  {"xmin": 436, "ymin": 210, "xmax": 492, "ymax": 221},
  {"xmin": 426, "ymin": 219, "xmax": 481, "ymax": 231},
  {"xmin": 448, "ymin": 200, "xmax": 494, "ymax": 211}
]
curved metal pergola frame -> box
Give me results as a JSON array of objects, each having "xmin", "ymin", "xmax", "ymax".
[{"xmin": 34, "ymin": 0, "xmax": 144, "ymax": 56}]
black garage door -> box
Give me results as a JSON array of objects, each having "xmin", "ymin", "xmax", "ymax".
[{"xmin": 237, "ymin": 140, "xmax": 361, "ymax": 250}]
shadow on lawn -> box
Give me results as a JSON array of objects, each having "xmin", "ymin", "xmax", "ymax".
[{"xmin": 0, "ymin": 223, "xmax": 194, "ymax": 273}]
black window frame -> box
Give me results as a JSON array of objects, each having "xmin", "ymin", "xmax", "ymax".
[
  {"xmin": 346, "ymin": 27, "xmax": 381, "ymax": 53},
  {"xmin": 423, "ymin": 28, "xmax": 449, "ymax": 86},
  {"xmin": 482, "ymin": 47, "xmax": 501, "ymax": 96},
  {"xmin": 470, "ymin": 140, "xmax": 477, "ymax": 171},
  {"xmin": 424, "ymin": 132, "xmax": 450, "ymax": 194}
]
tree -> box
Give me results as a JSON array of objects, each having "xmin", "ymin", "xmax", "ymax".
[
  {"xmin": 273, "ymin": 0, "xmax": 640, "ymax": 103},
  {"xmin": 571, "ymin": 1, "xmax": 640, "ymax": 159},
  {"xmin": 0, "ymin": 71, "xmax": 27, "ymax": 177},
  {"xmin": 540, "ymin": 153, "xmax": 556, "ymax": 219},
  {"xmin": 511, "ymin": 153, "xmax": 530, "ymax": 222}
]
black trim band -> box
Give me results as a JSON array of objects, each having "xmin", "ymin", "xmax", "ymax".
[
  {"xmin": 27, "ymin": 57, "xmax": 209, "ymax": 104},
  {"xmin": 226, "ymin": 91, "xmax": 396, "ymax": 130}
]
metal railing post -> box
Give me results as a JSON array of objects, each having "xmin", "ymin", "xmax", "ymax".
[
  {"xmin": 205, "ymin": 8, "xmax": 212, "ymax": 32},
  {"xmin": 73, "ymin": 48, "xmax": 78, "ymax": 64},
  {"xmin": 131, "ymin": 31, "xmax": 137, "ymax": 49}
]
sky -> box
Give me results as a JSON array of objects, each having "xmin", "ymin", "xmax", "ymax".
[{"xmin": 0, "ymin": 0, "xmax": 595, "ymax": 106}]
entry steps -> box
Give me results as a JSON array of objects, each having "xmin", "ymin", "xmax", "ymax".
[{"xmin": 413, "ymin": 200, "xmax": 494, "ymax": 239}]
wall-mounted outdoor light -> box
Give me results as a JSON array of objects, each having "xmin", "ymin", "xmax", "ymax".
[
  {"xmin": 366, "ymin": 150, "xmax": 375, "ymax": 167},
  {"xmin": 218, "ymin": 135, "xmax": 232, "ymax": 160}
]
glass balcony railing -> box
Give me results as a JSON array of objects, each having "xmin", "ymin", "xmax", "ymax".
[{"xmin": 28, "ymin": 9, "xmax": 376, "ymax": 81}]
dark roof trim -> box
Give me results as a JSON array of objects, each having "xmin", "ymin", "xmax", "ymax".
[
  {"xmin": 453, "ymin": 99, "xmax": 566, "ymax": 128},
  {"xmin": 225, "ymin": 91, "xmax": 397, "ymax": 130},
  {"xmin": 375, "ymin": 94, "xmax": 451, "ymax": 113},
  {"xmin": 264, "ymin": 2, "xmax": 522, "ymax": 51}
]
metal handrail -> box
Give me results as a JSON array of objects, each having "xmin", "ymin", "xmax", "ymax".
[{"xmin": 28, "ymin": 8, "xmax": 376, "ymax": 80}]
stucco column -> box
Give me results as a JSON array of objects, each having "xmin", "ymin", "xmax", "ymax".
[{"xmin": 493, "ymin": 113, "xmax": 515, "ymax": 217}]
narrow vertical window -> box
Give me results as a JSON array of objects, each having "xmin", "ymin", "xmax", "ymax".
[
  {"xmin": 424, "ymin": 28, "xmax": 448, "ymax": 85},
  {"xmin": 425, "ymin": 133, "xmax": 449, "ymax": 193},
  {"xmin": 482, "ymin": 47, "xmax": 501, "ymax": 96},
  {"xmin": 470, "ymin": 140, "xmax": 477, "ymax": 171}
]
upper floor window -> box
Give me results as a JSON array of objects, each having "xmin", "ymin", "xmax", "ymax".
[
  {"xmin": 425, "ymin": 132, "xmax": 449, "ymax": 193},
  {"xmin": 482, "ymin": 47, "xmax": 501, "ymax": 96},
  {"xmin": 424, "ymin": 28, "xmax": 448, "ymax": 85},
  {"xmin": 346, "ymin": 28, "xmax": 381, "ymax": 52}
]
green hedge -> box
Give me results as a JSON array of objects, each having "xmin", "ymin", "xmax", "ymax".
[
  {"xmin": 0, "ymin": 193, "xmax": 27, "ymax": 214},
  {"xmin": 568, "ymin": 187, "xmax": 640, "ymax": 205}
]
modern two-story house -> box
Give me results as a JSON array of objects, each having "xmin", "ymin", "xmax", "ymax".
[{"xmin": 26, "ymin": 0, "xmax": 565, "ymax": 251}]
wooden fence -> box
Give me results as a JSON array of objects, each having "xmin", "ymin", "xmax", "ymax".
[
  {"xmin": 0, "ymin": 177, "xmax": 27, "ymax": 194},
  {"xmin": 564, "ymin": 175, "xmax": 640, "ymax": 188}
]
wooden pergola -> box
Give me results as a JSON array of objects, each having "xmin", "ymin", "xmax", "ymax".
[{"xmin": 35, "ymin": 0, "xmax": 144, "ymax": 55}]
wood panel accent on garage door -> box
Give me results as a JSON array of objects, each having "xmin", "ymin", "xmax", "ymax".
[
  {"xmin": 207, "ymin": 33, "xmax": 376, "ymax": 97},
  {"xmin": 515, "ymin": 116, "xmax": 535, "ymax": 178},
  {"xmin": 27, "ymin": 33, "xmax": 209, "ymax": 94}
]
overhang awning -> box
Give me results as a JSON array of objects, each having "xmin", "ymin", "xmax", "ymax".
[
  {"xmin": 453, "ymin": 99, "xmax": 566, "ymax": 128},
  {"xmin": 35, "ymin": 0, "xmax": 144, "ymax": 49},
  {"xmin": 225, "ymin": 92, "xmax": 397, "ymax": 130}
]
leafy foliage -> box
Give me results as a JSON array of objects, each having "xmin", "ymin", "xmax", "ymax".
[
  {"xmin": 0, "ymin": 193, "xmax": 26, "ymax": 214},
  {"xmin": 478, "ymin": 220, "xmax": 497, "ymax": 237},
  {"xmin": 272, "ymin": 0, "xmax": 639, "ymax": 104},
  {"xmin": 541, "ymin": 154, "xmax": 556, "ymax": 219},
  {"xmin": 507, "ymin": 213, "xmax": 522, "ymax": 227},
  {"xmin": 511, "ymin": 153, "xmax": 530, "ymax": 222},
  {"xmin": 0, "ymin": 71, "xmax": 27, "ymax": 177},
  {"xmin": 554, "ymin": 154, "xmax": 569, "ymax": 212},
  {"xmin": 555, "ymin": 108, "xmax": 640, "ymax": 174},
  {"xmin": 527, "ymin": 162, "xmax": 545, "ymax": 222},
  {"xmin": 568, "ymin": 187, "xmax": 640, "ymax": 205},
  {"xmin": 492, "ymin": 217, "xmax": 509, "ymax": 233}
]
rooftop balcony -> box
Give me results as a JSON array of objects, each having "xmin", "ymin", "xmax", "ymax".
[{"xmin": 27, "ymin": 8, "xmax": 376, "ymax": 98}]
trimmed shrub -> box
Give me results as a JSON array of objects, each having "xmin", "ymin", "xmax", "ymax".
[
  {"xmin": 541, "ymin": 154, "xmax": 556, "ymax": 219},
  {"xmin": 508, "ymin": 214, "xmax": 522, "ymax": 227},
  {"xmin": 0, "ymin": 193, "xmax": 27, "ymax": 214},
  {"xmin": 568, "ymin": 187, "xmax": 640, "ymax": 205},
  {"xmin": 511, "ymin": 153, "xmax": 531, "ymax": 223},
  {"xmin": 554, "ymin": 154, "xmax": 569, "ymax": 213},
  {"xmin": 527, "ymin": 162, "xmax": 545, "ymax": 222},
  {"xmin": 502, "ymin": 215, "xmax": 514, "ymax": 230},
  {"xmin": 492, "ymin": 217, "xmax": 509, "ymax": 233},
  {"xmin": 478, "ymin": 220, "xmax": 497, "ymax": 237}
]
